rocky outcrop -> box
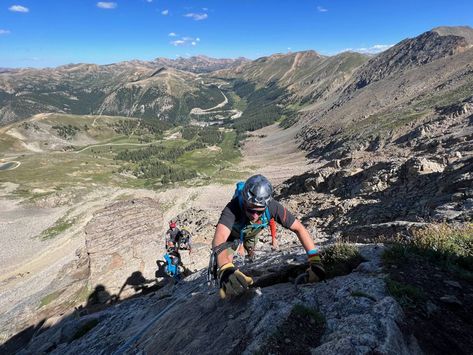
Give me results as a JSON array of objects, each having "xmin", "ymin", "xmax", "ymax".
[
  {"xmin": 15, "ymin": 245, "xmax": 421, "ymax": 354},
  {"xmin": 278, "ymin": 155, "xmax": 473, "ymax": 238},
  {"xmin": 84, "ymin": 198, "xmax": 163, "ymax": 296},
  {"xmin": 346, "ymin": 29, "xmax": 473, "ymax": 93}
]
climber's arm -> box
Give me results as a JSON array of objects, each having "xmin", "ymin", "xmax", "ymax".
[
  {"xmin": 289, "ymin": 219, "xmax": 317, "ymax": 252},
  {"xmin": 212, "ymin": 223, "xmax": 233, "ymax": 267}
]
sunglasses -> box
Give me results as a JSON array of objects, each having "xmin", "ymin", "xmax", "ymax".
[{"xmin": 246, "ymin": 207, "xmax": 265, "ymax": 215}]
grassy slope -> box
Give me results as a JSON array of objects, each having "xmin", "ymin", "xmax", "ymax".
[{"xmin": 0, "ymin": 114, "xmax": 244, "ymax": 198}]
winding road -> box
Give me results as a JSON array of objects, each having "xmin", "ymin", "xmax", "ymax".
[
  {"xmin": 189, "ymin": 88, "xmax": 242, "ymax": 118},
  {"xmin": 74, "ymin": 141, "xmax": 161, "ymax": 154}
]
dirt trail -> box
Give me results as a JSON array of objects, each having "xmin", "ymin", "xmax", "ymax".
[{"xmin": 74, "ymin": 141, "xmax": 160, "ymax": 154}]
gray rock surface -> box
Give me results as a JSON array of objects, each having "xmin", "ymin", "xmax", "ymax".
[{"xmin": 17, "ymin": 245, "xmax": 421, "ymax": 355}]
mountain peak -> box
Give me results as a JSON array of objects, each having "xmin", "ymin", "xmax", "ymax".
[
  {"xmin": 431, "ymin": 25, "xmax": 473, "ymax": 44},
  {"xmin": 345, "ymin": 25, "xmax": 473, "ymax": 92}
]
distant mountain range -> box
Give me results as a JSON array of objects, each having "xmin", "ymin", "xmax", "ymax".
[
  {"xmin": 1, "ymin": 26, "xmax": 472, "ymax": 144},
  {"xmin": 152, "ymin": 55, "xmax": 249, "ymax": 73}
]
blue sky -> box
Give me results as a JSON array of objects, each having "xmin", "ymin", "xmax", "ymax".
[{"xmin": 1, "ymin": 0, "xmax": 472, "ymax": 68}]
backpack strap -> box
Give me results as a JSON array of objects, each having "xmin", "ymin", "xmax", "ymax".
[
  {"xmin": 234, "ymin": 181, "xmax": 245, "ymax": 209},
  {"xmin": 233, "ymin": 181, "xmax": 272, "ymax": 243}
]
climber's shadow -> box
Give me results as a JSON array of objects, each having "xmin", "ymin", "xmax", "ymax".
[
  {"xmin": 155, "ymin": 258, "xmax": 193, "ymax": 280},
  {"xmin": 155, "ymin": 259, "xmax": 170, "ymax": 279},
  {"xmin": 86, "ymin": 284, "xmax": 111, "ymax": 307},
  {"xmin": 111, "ymin": 271, "xmax": 159, "ymax": 303}
]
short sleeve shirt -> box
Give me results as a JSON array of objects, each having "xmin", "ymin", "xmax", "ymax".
[
  {"xmin": 166, "ymin": 228, "xmax": 181, "ymax": 243},
  {"xmin": 218, "ymin": 198, "xmax": 296, "ymax": 238}
]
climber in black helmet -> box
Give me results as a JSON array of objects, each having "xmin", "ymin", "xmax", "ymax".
[{"xmin": 211, "ymin": 174, "xmax": 325, "ymax": 299}]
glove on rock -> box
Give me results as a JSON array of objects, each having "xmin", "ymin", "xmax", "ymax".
[{"xmin": 218, "ymin": 263, "xmax": 254, "ymax": 299}]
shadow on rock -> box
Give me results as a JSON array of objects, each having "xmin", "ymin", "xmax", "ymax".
[
  {"xmin": 111, "ymin": 272, "xmax": 158, "ymax": 303},
  {"xmin": 0, "ymin": 271, "xmax": 165, "ymax": 354}
]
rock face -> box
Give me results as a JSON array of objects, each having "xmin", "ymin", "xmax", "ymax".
[
  {"xmin": 15, "ymin": 245, "xmax": 421, "ymax": 355},
  {"xmin": 84, "ymin": 198, "xmax": 163, "ymax": 296},
  {"xmin": 153, "ymin": 55, "xmax": 249, "ymax": 73},
  {"xmin": 347, "ymin": 29, "xmax": 472, "ymax": 92},
  {"xmin": 286, "ymin": 37, "xmax": 473, "ymax": 236},
  {"xmin": 278, "ymin": 154, "xmax": 473, "ymax": 238}
]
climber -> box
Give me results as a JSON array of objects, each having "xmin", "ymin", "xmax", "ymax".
[
  {"xmin": 177, "ymin": 228, "xmax": 192, "ymax": 252},
  {"xmin": 165, "ymin": 220, "xmax": 181, "ymax": 249},
  {"xmin": 163, "ymin": 246, "xmax": 182, "ymax": 280},
  {"xmin": 211, "ymin": 174, "xmax": 325, "ymax": 299}
]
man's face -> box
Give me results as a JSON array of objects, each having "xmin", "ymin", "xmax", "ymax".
[{"xmin": 244, "ymin": 203, "xmax": 265, "ymax": 222}]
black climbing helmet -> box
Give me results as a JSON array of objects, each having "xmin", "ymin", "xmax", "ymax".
[{"xmin": 242, "ymin": 174, "xmax": 273, "ymax": 208}]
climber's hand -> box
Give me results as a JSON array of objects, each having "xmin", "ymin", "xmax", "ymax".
[
  {"xmin": 218, "ymin": 263, "xmax": 253, "ymax": 299},
  {"xmin": 307, "ymin": 254, "xmax": 326, "ymax": 283}
]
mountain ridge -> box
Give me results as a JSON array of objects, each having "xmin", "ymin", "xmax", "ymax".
[{"xmin": 1, "ymin": 26, "xmax": 472, "ymax": 126}]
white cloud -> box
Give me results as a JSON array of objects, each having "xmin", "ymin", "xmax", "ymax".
[
  {"xmin": 184, "ymin": 13, "xmax": 208, "ymax": 21},
  {"xmin": 9, "ymin": 5, "xmax": 29, "ymax": 13},
  {"xmin": 161, "ymin": 9, "xmax": 169, "ymax": 15},
  {"xmin": 343, "ymin": 44, "xmax": 394, "ymax": 54},
  {"xmin": 171, "ymin": 40, "xmax": 185, "ymax": 46},
  {"xmin": 96, "ymin": 2, "xmax": 117, "ymax": 9},
  {"xmin": 358, "ymin": 44, "xmax": 394, "ymax": 54},
  {"xmin": 168, "ymin": 32, "xmax": 177, "ymax": 37},
  {"xmin": 170, "ymin": 36, "xmax": 200, "ymax": 47},
  {"xmin": 317, "ymin": 6, "xmax": 328, "ymax": 12},
  {"xmin": 372, "ymin": 44, "xmax": 392, "ymax": 50},
  {"xmin": 0, "ymin": 29, "xmax": 11, "ymax": 35}
]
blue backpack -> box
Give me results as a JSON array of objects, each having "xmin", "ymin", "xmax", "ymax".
[
  {"xmin": 233, "ymin": 181, "xmax": 271, "ymax": 243},
  {"xmin": 164, "ymin": 252, "xmax": 181, "ymax": 279}
]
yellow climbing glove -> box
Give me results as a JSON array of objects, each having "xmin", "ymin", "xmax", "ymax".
[
  {"xmin": 218, "ymin": 263, "xmax": 254, "ymax": 299},
  {"xmin": 307, "ymin": 253, "xmax": 326, "ymax": 283}
]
